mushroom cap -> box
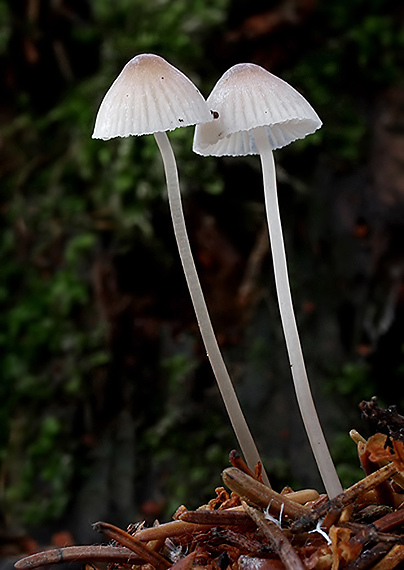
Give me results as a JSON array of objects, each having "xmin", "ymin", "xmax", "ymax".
[
  {"xmin": 92, "ymin": 54, "xmax": 212, "ymax": 140},
  {"xmin": 193, "ymin": 63, "xmax": 322, "ymax": 156}
]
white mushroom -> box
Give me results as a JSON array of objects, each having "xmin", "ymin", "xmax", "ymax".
[
  {"xmin": 194, "ymin": 63, "xmax": 342, "ymax": 498},
  {"xmin": 93, "ymin": 54, "xmax": 267, "ymax": 482}
]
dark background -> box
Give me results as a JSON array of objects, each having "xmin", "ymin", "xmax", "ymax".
[{"xmin": 1, "ymin": 0, "xmax": 404, "ymax": 556}]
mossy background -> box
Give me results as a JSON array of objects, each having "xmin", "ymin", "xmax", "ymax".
[{"xmin": 1, "ymin": 0, "xmax": 404, "ymax": 547}]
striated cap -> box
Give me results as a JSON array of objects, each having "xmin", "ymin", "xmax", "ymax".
[
  {"xmin": 92, "ymin": 53, "xmax": 212, "ymax": 140},
  {"xmin": 193, "ymin": 63, "xmax": 322, "ymax": 156}
]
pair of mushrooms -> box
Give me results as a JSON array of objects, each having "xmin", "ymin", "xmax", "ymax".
[{"xmin": 92, "ymin": 54, "xmax": 342, "ymax": 499}]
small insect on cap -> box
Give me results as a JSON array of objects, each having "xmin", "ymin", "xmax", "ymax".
[
  {"xmin": 193, "ymin": 63, "xmax": 322, "ymax": 157},
  {"xmin": 92, "ymin": 53, "xmax": 212, "ymax": 140}
]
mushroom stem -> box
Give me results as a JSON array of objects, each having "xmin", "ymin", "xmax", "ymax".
[
  {"xmin": 252, "ymin": 126, "xmax": 342, "ymax": 498},
  {"xmin": 154, "ymin": 130, "xmax": 269, "ymax": 486}
]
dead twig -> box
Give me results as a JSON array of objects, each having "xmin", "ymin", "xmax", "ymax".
[
  {"xmin": 179, "ymin": 508, "xmax": 255, "ymax": 528},
  {"xmin": 14, "ymin": 545, "xmax": 142, "ymax": 570},
  {"xmin": 372, "ymin": 544, "xmax": 404, "ymax": 570},
  {"xmin": 222, "ymin": 467, "xmax": 309, "ymax": 520},
  {"xmin": 292, "ymin": 462, "xmax": 398, "ymax": 533},
  {"xmin": 93, "ymin": 521, "xmax": 170, "ymax": 569},
  {"xmin": 134, "ymin": 519, "xmax": 209, "ymax": 542},
  {"xmin": 374, "ymin": 507, "xmax": 404, "ymax": 533},
  {"xmin": 345, "ymin": 542, "xmax": 393, "ymax": 570},
  {"xmin": 282, "ymin": 488, "xmax": 320, "ymax": 504},
  {"xmin": 229, "ymin": 449, "xmax": 262, "ymax": 481},
  {"xmin": 242, "ymin": 501, "xmax": 305, "ymax": 569},
  {"xmin": 194, "ymin": 526, "xmax": 273, "ymax": 557}
]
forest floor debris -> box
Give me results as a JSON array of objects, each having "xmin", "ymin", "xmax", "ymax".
[{"xmin": 13, "ymin": 399, "xmax": 404, "ymax": 570}]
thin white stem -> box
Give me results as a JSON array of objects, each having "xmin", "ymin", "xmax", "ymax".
[
  {"xmin": 252, "ymin": 126, "xmax": 342, "ymax": 498},
  {"xmin": 154, "ymin": 131, "xmax": 269, "ymax": 486}
]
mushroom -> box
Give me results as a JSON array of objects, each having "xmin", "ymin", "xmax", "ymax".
[
  {"xmin": 92, "ymin": 54, "xmax": 267, "ymax": 482},
  {"xmin": 193, "ymin": 63, "xmax": 342, "ymax": 498}
]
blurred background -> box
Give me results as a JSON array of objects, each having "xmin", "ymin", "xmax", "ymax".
[{"xmin": 1, "ymin": 0, "xmax": 404, "ymax": 558}]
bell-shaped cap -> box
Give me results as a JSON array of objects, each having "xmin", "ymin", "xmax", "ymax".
[
  {"xmin": 93, "ymin": 54, "xmax": 212, "ymax": 140},
  {"xmin": 193, "ymin": 63, "xmax": 322, "ymax": 156}
]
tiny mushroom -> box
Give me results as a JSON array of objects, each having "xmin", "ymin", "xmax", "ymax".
[
  {"xmin": 193, "ymin": 63, "xmax": 342, "ymax": 498},
  {"xmin": 92, "ymin": 54, "xmax": 267, "ymax": 482}
]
